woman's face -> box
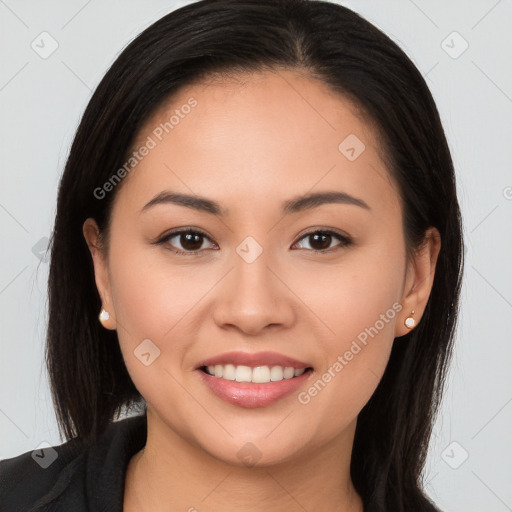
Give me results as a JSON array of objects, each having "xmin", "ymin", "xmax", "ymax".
[{"xmin": 84, "ymin": 69, "xmax": 438, "ymax": 467}]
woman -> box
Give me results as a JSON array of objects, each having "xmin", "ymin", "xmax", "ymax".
[{"xmin": 0, "ymin": 0, "xmax": 463, "ymax": 510}]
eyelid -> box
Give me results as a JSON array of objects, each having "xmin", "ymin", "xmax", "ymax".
[{"xmin": 294, "ymin": 226, "xmax": 351, "ymax": 242}]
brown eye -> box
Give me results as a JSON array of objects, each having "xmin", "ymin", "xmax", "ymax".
[
  {"xmin": 177, "ymin": 232, "xmax": 204, "ymax": 251},
  {"xmin": 156, "ymin": 229, "xmax": 216, "ymax": 255},
  {"xmin": 308, "ymin": 233, "xmax": 332, "ymax": 251},
  {"xmin": 294, "ymin": 230, "xmax": 352, "ymax": 253}
]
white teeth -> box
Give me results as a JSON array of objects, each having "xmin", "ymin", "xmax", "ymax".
[
  {"xmin": 283, "ymin": 367, "xmax": 295, "ymax": 379},
  {"xmin": 235, "ymin": 365, "xmax": 252, "ymax": 382},
  {"xmin": 252, "ymin": 366, "xmax": 271, "ymax": 383},
  {"xmin": 204, "ymin": 364, "xmax": 307, "ymax": 383},
  {"xmin": 270, "ymin": 366, "xmax": 283, "ymax": 381},
  {"xmin": 223, "ymin": 364, "xmax": 236, "ymax": 381}
]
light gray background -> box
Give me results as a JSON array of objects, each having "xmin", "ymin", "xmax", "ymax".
[{"xmin": 1, "ymin": 1, "xmax": 511, "ymax": 511}]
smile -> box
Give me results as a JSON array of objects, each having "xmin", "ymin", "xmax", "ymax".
[{"xmin": 195, "ymin": 351, "xmax": 314, "ymax": 407}]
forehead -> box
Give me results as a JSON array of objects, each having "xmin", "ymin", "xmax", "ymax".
[{"xmin": 112, "ymin": 68, "xmax": 399, "ymax": 219}]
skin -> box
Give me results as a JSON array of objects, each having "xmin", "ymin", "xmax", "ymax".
[{"xmin": 83, "ymin": 68, "xmax": 440, "ymax": 511}]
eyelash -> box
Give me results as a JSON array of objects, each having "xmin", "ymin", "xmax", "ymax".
[{"xmin": 153, "ymin": 227, "xmax": 353, "ymax": 256}]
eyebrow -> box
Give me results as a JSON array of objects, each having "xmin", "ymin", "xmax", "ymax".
[
  {"xmin": 282, "ymin": 191, "xmax": 370, "ymax": 214},
  {"xmin": 140, "ymin": 190, "xmax": 370, "ymax": 216}
]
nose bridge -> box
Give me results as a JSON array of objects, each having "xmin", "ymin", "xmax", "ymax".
[
  {"xmin": 231, "ymin": 236, "xmax": 279, "ymax": 306},
  {"xmin": 211, "ymin": 235, "xmax": 295, "ymax": 333}
]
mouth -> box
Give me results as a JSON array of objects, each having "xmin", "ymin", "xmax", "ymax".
[
  {"xmin": 195, "ymin": 351, "xmax": 314, "ymax": 408},
  {"xmin": 199, "ymin": 364, "xmax": 313, "ymax": 383}
]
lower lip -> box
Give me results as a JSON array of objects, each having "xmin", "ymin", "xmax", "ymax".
[{"xmin": 196, "ymin": 369, "xmax": 312, "ymax": 408}]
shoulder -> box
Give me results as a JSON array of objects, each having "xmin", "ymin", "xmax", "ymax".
[
  {"xmin": 0, "ymin": 414, "xmax": 147, "ymax": 512},
  {"xmin": 0, "ymin": 433, "xmax": 86, "ymax": 512}
]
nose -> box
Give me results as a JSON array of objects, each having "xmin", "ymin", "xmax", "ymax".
[{"xmin": 211, "ymin": 248, "xmax": 296, "ymax": 336}]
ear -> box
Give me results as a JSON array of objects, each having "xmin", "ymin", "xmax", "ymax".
[
  {"xmin": 395, "ymin": 227, "xmax": 441, "ymax": 337},
  {"xmin": 83, "ymin": 218, "xmax": 117, "ymax": 330}
]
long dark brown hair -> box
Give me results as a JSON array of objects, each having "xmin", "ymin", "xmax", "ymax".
[{"xmin": 46, "ymin": 1, "xmax": 464, "ymax": 510}]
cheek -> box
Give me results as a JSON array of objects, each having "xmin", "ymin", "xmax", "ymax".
[
  {"xmin": 293, "ymin": 241, "xmax": 404, "ymax": 344},
  {"xmin": 292, "ymin": 246, "xmax": 404, "ymax": 426},
  {"xmin": 107, "ymin": 241, "xmax": 222, "ymax": 375},
  {"xmin": 109, "ymin": 231, "xmax": 212, "ymax": 330}
]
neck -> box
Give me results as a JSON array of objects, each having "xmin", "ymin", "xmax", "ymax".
[{"xmin": 124, "ymin": 408, "xmax": 363, "ymax": 512}]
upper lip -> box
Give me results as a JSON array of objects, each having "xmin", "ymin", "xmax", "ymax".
[{"xmin": 196, "ymin": 351, "xmax": 312, "ymax": 370}]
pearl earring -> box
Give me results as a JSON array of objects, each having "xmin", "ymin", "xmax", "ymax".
[
  {"xmin": 99, "ymin": 308, "xmax": 110, "ymax": 323},
  {"xmin": 404, "ymin": 310, "xmax": 415, "ymax": 329}
]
